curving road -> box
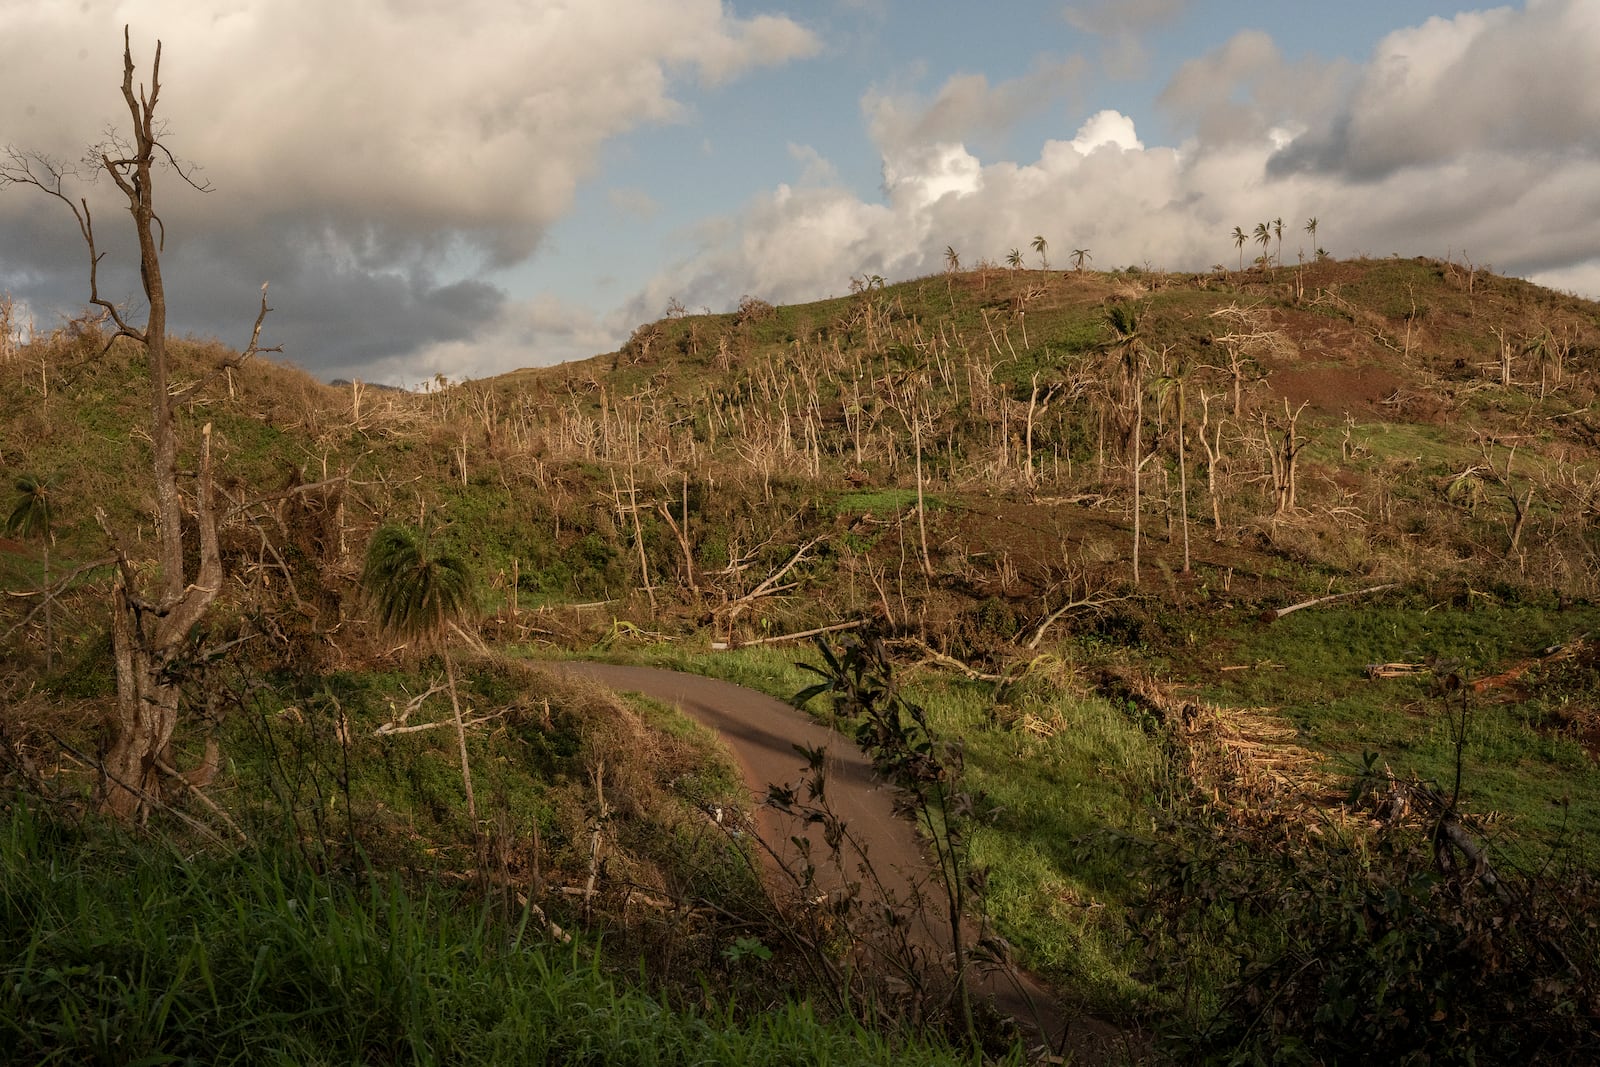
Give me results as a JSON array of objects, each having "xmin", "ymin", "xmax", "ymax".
[{"xmin": 551, "ymin": 661, "xmax": 1081, "ymax": 1053}]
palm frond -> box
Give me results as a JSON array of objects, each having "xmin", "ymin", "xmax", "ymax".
[
  {"xmin": 6, "ymin": 474, "xmax": 53, "ymax": 541},
  {"xmin": 361, "ymin": 524, "xmax": 476, "ymax": 646}
]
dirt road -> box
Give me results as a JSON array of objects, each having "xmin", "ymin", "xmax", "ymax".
[{"xmin": 553, "ymin": 661, "xmax": 1084, "ymax": 1054}]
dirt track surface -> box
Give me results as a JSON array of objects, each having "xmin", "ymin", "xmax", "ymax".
[
  {"xmin": 552, "ymin": 661, "xmax": 1095, "ymax": 1056},
  {"xmin": 553, "ymin": 662, "xmax": 929, "ymax": 898}
]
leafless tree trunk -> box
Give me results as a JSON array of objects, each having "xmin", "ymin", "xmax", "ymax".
[
  {"xmin": 1175, "ymin": 379, "xmax": 1191, "ymax": 573},
  {"xmin": 1128, "ymin": 365, "xmax": 1144, "ymax": 587},
  {"xmin": 4, "ymin": 29, "xmax": 273, "ymax": 818},
  {"xmin": 1198, "ymin": 392, "xmax": 1226, "ymax": 537},
  {"xmin": 1263, "ymin": 400, "xmax": 1309, "ymax": 518}
]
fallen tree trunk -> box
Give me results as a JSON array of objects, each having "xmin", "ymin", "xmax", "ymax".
[
  {"xmin": 1261, "ymin": 582, "xmax": 1397, "ymax": 623},
  {"xmin": 711, "ymin": 619, "xmax": 863, "ymax": 650}
]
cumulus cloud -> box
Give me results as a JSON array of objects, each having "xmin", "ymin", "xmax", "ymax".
[
  {"xmin": 1159, "ymin": 31, "xmax": 1352, "ymax": 146},
  {"xmin": 398, "ymin": 293, "xmax": 625, "ymax": 387},
  {"xmin": 8, "ymin": 1, "xmax": 1599, "ymax": 386},
  {"xmin": 1272, "ymin": 0, "xmax": 1600, "ymax": 179},
  {"xmin": 636, "ymin": 0, "xmax": 1600, "ymax": 330},
  {"xmin": 0, "ymin": 0, "xmax": 817, "ymax": 378}
]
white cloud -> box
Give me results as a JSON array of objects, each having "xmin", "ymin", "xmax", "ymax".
[
  {"xmin": 9, "ymin": 1, "xmax": 1597, "ymax": 385},
  {"xmin": 1531, "ymin": 260, "xmax": 1600, "ymax": 301},
  {"xmin": 0, "ymin": 0, "xmax": 818, "ymax": 373},
  {"xmin": 787, "ymin": 143, "xmax": 840, "ymax": 187},
  {"xmin": 398, "ymin": 293, "xmax": 624, "ymax": 387},
  {"xmin": 1272, "ymin": 0, "xmax": 1600, "ymax": 178},
  {"xmin": 863, "ymin": 59, "xmax": 1086, "ymax": 155},
  {"xmin": 628, "ymin": 0, "xmax": 1600, "ymax": 329},
  {"xmin": 1070, "ymin": 110, "xmax": 1143, "ymax": 154},
  {"xmin": 1064, "ymin": 0, "xmax": 1189, "ymax": 78}
]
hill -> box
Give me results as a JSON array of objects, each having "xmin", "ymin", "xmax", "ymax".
[{"xmin": 4, "ymin": 256, "xmax": 1600, "ymax": 1061}]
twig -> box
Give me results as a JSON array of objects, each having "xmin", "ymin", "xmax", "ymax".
[
  {"xmin": 372, "ymin": 708, "xmax": 508, "ymax": 737},
  {"xmin": 887, "ymin": 636, "xmax": 1010, "ymax": 682},
  {"xmin": 154, "ymin": 757, "xmax": 248, "ymax": 841}
]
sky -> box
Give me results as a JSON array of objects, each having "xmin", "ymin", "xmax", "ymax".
[{"xmin": 2, "ymin": 0, "xmax": 1598, "ymax": 387}]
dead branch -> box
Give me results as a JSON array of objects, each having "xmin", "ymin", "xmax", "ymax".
[
  {"xmin": 1372, "ymin": 774, "xmax": 1513, "ymax": 906},
  {"xmin": 448, "ymin": 620, "xmax": 492, "ymax": 658},
  {"xmin": 1364, "ymin": 662, "xmax": 1431, "ymax": 680},
  {"xmin": 1, "ymin": 555, "xmax": 118, "ymax": 639},
  {"xmin": 711, "ymin": 619, "xmax": 863, "ymax": 651},
  {"xmin": 372, "ymin": 708, "xmax": 508, "ymax": 737},
  {"xmin": 584, "ymin": 762, "xmax": 609, "ymax": 916},
  {"xmin": 725, "ymin": 535, "xmax": 826, "ymax": 613},
  {"xmin": 154, "ymin": 756, "xmax": 247, "ymax": 841},
  {"xmin": 1261, "ymin": 583, "xmax": 1398, "ymax": 623},
  {"xmin": 371, "ymin": 679, "xmax": 449, "ymax": 733},
  {"xmin": 222, "ymin": 474, "xmax": 348, "ymax": 524},
  {"xmin": 1024, "ymin": 583, "xmax": 1129, "ymax": 650},
  {"xmin": 887, "ymin": 636, "xmax": 1010, "ymax": 682}
]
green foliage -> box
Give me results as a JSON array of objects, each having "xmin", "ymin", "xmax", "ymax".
[
  {"xmin": 361, "ymin": 524, "xmax": 477, "ymax": 645},
  {"xmin": 830, "ymin": 487, "xmax": 934, "ymax": 515},
  {"xmin": 0, "ymin": 804, "xmax": 975, "ymax": 1066},
  {"xmin": 1130, "ymin": 802, "xmax": 1600, "ymax": 1063},
  {"xmin": 5, "ymin": 473, "xmax": 53, "ymax": 540},
  {"xmin": 1207, "ymin": 599, "xmax": 1600, "ymax": 846}
]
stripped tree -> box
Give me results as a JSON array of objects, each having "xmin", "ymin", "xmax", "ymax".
[{"xmin": 1, "ymin": 28, "xmax": 275, "ymax": 817}]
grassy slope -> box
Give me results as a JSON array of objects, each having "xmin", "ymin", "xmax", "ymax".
[
  {"xmin": 0, "ymin": 805, "xmax": 976, "ymax": 1067},
  {"xmin": 5, "ymin": 256, "xmax": 1600, "ymax": 1050}
]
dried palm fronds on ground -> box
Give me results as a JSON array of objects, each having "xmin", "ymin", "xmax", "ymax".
[{"xmin": 1102, "ymin": 669, "xmax": 1349, "ymax": 832}]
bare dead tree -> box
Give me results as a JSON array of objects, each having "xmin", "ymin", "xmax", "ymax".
[
  {"xmin": 1262, "ymin": 399, "xmax": 1310, "ymax": 518},
  {"xmin": 1206, "ymin": 303, "xmax": 1293, "ymax": 418},
  {"xmin": 1197, "ymin": 391, "xmax": 1228, "ymax": 538},
  {"xmin": 2, "ymin": 28, "xmax": 273, "ymax": 818},
  {"xmin": 1478, "ymin": 440, "xmax": 1537, "ymax": 556}
]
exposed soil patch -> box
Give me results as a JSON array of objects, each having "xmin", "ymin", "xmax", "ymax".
[{"xmin": 1270, "ymin": 363, "xmax": 1407, "ymax": 415}]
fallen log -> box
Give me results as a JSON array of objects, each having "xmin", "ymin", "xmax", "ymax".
[
  {"xmin": 711, "ymin": 618, "xmax": 863, "ymax": 651},
  {"xmin": 1364, "ymin": 662, "xmax": 1430, "ymax": 680},
  {"xmin": 1261, "ymin": 582, "xmax": 1398, "ymax": 623}
]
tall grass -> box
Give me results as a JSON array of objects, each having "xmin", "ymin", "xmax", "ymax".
[{"xmin": 0, "ymin": 802, "xmax": 978, "ymax": 1066}]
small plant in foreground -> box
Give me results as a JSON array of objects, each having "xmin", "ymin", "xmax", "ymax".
[{"xmin": 795, "ymin": 628, "xmax": 996, "ymax": 1046}]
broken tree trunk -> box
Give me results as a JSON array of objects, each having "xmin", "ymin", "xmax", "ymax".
[{"xmin": 1261, "ymin": 583, "xmax": 1398, "ymax": 623}]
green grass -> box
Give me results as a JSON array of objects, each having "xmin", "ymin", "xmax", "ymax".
[
  {"xmin": 1201, "ymin": 600, "xmax": 1600, "ymax": 847},
  {"xmin": 830, "ymin": 487, "xmax": 942, "ymax": 515},
  {"xmin": 0, "ymin": 803, "xmax": 981, "ymax": 1066}
]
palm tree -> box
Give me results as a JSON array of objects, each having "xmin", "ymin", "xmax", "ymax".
[
  {"xmin": 944, "ymin": 245, "xmax": 960, "ymax": 272},
  {"xmin": 362, "ymin": 523, "xmax": 480, "ymax": 824},
  {"xmin": 1273, "ymin": 217, "xmax": 1284, "ymax": 265},
  {"xmin": 1253, "ymin": 222, "xmax": 1272, "ymax": 268},
  {"xmin": 1071, "ymin": 248, "xmax": 1092, "ymax": 271},
  {"xmin": 7, "ymin": 474, "xmax": 54, "ymax": 671},
  {"xmin": 1231, "ymin": 226, "xmax": 1247, "ymax": 271},
  {"xmin": 1031, "ymin": 234, "xmax": 1050, "ymax": 270},
  {"xmin": 1304, "ymin": 217, "xmax": 1319, "ymax": 257},
  {"xmin": 1006, "ymin": 247, "xmax": 1023, "ymax": 271}
]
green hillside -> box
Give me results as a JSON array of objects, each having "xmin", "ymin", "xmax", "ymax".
[{"xmin": 5, "ymin": 256, "xmax": 1600, "ymax": 1062}]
